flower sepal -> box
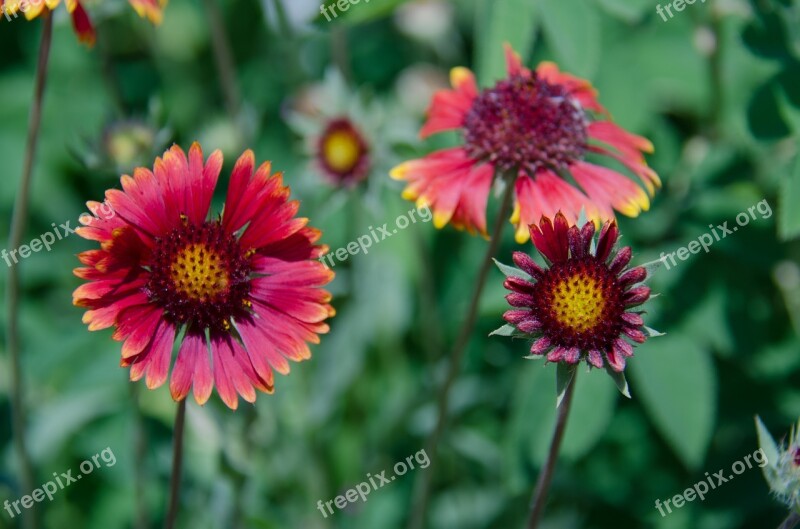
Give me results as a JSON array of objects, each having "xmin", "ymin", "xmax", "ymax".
[
  {"xmin": 605, "ymin": 366, "xmax": 631, "ymax": 398},
  {"xmin": 556, "ymin": 363, "xmax": 576, "ymax": 408},
  {"xmin": 493, "ymin": 258, "xmax": 533, "ymax": 281},
  {"xmin": 755, "ymin": 416, "xmax": 791, "ymax": 498}
]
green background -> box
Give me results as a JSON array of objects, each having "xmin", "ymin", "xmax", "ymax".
[{"xmin": 1, "ymin": 0, "xmax": 800, "ymax": 527}]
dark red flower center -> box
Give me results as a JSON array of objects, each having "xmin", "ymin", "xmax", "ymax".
[
  {"xmin": 531, "ymin": 257, "xmax": 624, "ymax": 350},
  {"xmin": 463, "ymin": 74, "xmax": 588, "ymax": 174},
  {"xmin": 317, "ymin": 118, "xmax": 370, "ymax": 183},
  {"xmin": 145, "ymin": 220, "xmax": 252, "ymax": 333}
]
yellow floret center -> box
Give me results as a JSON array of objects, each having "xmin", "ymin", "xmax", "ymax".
[
  {"xmin": 551, "ymin": 274, "xmax": 606, "ymax": 333},
  {"xmin": 322, "ymin": 129, "xmax": 362, "ymax": 173},
  {"xmin": 170, "ymin": 243, "xmax": 229, "ymax": 301}
]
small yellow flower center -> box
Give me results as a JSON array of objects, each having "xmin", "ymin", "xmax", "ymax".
[
  {"xmin": 551, "ymin": 274, "xmax": 606, "ymax": 333},
  {"xmin": 322, "ymin": 129, "xmax": 362, "ymax": 173},
  {"xmin": 170, "ymin": 243, "xmax": 230, "ymax": 302}
]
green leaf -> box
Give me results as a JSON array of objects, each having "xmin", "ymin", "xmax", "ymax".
[
  {"xmin": 594, "ymin": 0, "xmax": 653, "ymax": 23},
  {"xmin": 493, "ymin": 258, "xmax": 532, "ymax": 280},
  {"xmin": 779, "ymin": 147, "xmax": 800, "ymax": 241},
  {"xmin": 475, "ymin": 0, "xmax": 537, "ymax": 86},
  {"xmin": 313, "ymin": 0, "xmax": 411, "ymax": 25},
  {"xmin": 559, "ymin": 367, "xmax": 618, "ymax": 458},
  {"xmin": 629, "ymin": 335, "xmax": 717, "ymax": 469},
  {"xmin": 523, "ymin": 365, "xmax": 618, "ymax": 464},
  {"xmin": 538, "ymin": 0, "xmax": 601, "ymax": 77}
]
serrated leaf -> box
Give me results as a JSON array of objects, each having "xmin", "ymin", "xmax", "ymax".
[
  {"xmin": 475, "ymin": 0, "xmax": 537, "ymax": 86},
  {"xmin": 493, "ymin": 258, "xmax": 532, "ymax": 280},
  {"xmin": 629, "ymin": 335, "xmax": 717, "ymax": 469}
]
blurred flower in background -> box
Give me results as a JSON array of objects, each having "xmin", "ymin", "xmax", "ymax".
[
  {"xmin": 391, "ymin": 45, "xmax": 661, "ymax": 242},
  {"xmin": 73, "ymin": 143, "xmax": 335, "ymax": 409},
  {"xmin": 285, "ymin": 69, "xmax": 379, "ymax": 189},
  {"xmin": 315, "ymin": 117, "xmax": 371, "ymax": 187}
]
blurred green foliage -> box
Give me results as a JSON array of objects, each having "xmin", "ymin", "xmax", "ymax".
[{"xmin": 0, "ymin": 0, "xmax": 799, "ymax": 528}]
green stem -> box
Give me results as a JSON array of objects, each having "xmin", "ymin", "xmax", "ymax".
[
  {"xmin": 163, "ymin": 400, "xmax": 187, "ymax": 529},
  {"xmin": 407, "ymin": 173, "xmax": 516, "ymax": 529},
  {"xmin": 526, "ymin": 370, "xmax": 577, "ymax": 529},
  {"xmin": 131, "ymin": 384, "xmax": 149, "ymax": 529},
  {"xmin": 7, "ymin": 14, "xmax": 53, "ymax": 529},
  {"xmin": 202, "ymin": 0, "xmax": 241, "ymax": 121}
]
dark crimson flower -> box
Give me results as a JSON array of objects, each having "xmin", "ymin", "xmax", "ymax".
[
  {"xmin": 2, "ymin": 0, "xmax": 165, "ymax": 46},
  {"xmin": 499, "ymin": 212, "xmax": 655, "ymax": 372},
  {"xmin": 316, "ymin": 117, "xmax": 371, "ymax": 186},
  {"xmin": 391, "ymin": 45, "xmax": 660, "ymax": 242},
  {"xmin": 73, "ymin": 143, "xmax": 335, "ymax": 409}
]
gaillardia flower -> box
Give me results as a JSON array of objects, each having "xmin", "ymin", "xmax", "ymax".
[
  {"xmin": 497, "ymin": 213, "xmax": 656, "ymax": 374},
  {"xmin": 1, "ymin": 0, "xmax": 165, "ymax": 46},
  {"xmin": 284, "ymin": 70, "xmax": 384, "ymax": 189},
  {"xmin": 316, "ymin": 117, "xmax": 371, "ymax": 186},
  {"xmin": 73, "ymin": 143, "xmax": 335, "ymax": 409},
  {"xmin": 391, "ymin": 45, "xmax": 661, "ymax": 243}
]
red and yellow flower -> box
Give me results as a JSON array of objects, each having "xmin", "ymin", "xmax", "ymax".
[
  {"xmin": 1, "ymin": 0, "xmax": 165, "ymax": 46},
  {"xmin": 500, "ymin": 212, "xmax": 654, "ymax": 372},
  {"xmin": 73, "ymin": 143, "xmax": 335, "ymax": 409},
  {"xmin": 391, "ymin": 45, "xmax": 661, "ymax": 243}
]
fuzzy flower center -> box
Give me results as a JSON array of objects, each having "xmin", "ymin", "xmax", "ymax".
[
  {"xmin": 318, "ymin": 119, "xmax": 368, "ymax": 178},
  {"xmin": 532, "ymin": 258, "xmax": 624, "ymax": 350},
  {"xmin": 146, "ymin": 221, "xmax": 252, "ymax": 332},
  {"xmin": 551, "ymin": 275, "xmax": 606, "ymax": 333},
  {"xmin": 170, "ymin": 243, "xmax": 230, "ymax": 302},
  {"xmin": 323, "ymin": 129, "xmax": 362, "ymax": 172},
  {"xmin": 463, "ymin": 74, "xmax": 588, "ymax": 174}
]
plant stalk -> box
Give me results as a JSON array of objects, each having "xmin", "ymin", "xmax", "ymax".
[
  {"xmin": 6, "ymin": 14, "xmax": 54, "ymax": 529},
  {"xmin": 163, "ymin": 399, "xmax": 187, "ymax": 529},
  {"xmin": 526, "ymin": 370, "xmax": 578, "ymax": 529},
  {"xmin": 407, "ymin": 173, "xmax": 516, "ymax": 529}
]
